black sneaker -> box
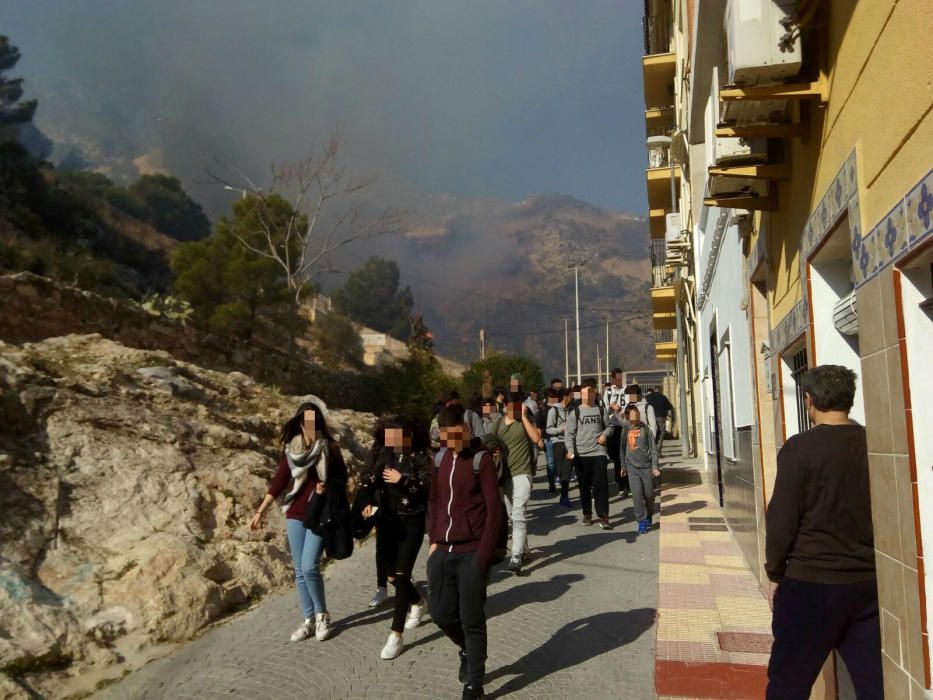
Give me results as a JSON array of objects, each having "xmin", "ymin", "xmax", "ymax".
[
  {"xmin": 582, "ymin": 515, "xmax": 593, "ymax": 526},
  {"xmin": 462, "ymin": 683, "xmax": 485, "ymax": 699},
  {"xmin": 458, "ymin": 649, "xmax": 468, "ymax": 684},
  {"xmin": 599, "ymin": 518, "xmax": 611, "ymax": 530}
]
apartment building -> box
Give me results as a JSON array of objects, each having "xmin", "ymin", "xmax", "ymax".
[{"xmin": 641, "ymin": 0, "xmax": 933, "ymax": 696}]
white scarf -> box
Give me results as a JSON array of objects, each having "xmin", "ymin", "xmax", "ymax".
[{"xmin": 280, "ymin": 436, "xmax": 328, "ymax": 512}]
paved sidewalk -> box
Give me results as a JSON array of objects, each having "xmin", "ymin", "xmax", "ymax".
[
  {"xmin": 102, "ymin": 471, "xmax": 658, "ymax": 699},
  {"xmin": 654, "ymin": 448, "xmax": 772, "ymax": 699}
]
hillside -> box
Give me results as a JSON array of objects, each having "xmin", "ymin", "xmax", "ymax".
[{"xmin": 359, "ymin": 192, "xmax": 657, "ymax": 378}]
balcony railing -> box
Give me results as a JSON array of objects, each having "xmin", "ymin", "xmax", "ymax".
[
  {"xmin": 647, "ymin": 140, "xmax": 671, "ymax": 169},
  {"xmin": 651, "ymin": 240, "xmax": 674, "ymax": 287},
  {"xmin": 655, "ymin": 328, "xmax": 675, "ymax": 343},
  {"xmin": 650, "ymin": 239, "xmax": 667, "ymax": 267},
  {"xmin": 643, "ymin": 13, "xmax": 672, "ymax": 56}
]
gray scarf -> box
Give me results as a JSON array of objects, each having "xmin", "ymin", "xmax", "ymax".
[{"xmin": 281, "ymin": 436, "xmax": 328, "ymax": 512}]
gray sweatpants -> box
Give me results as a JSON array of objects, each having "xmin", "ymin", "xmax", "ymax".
[
  {"xmin": 628, "ymin": 467, "xmax": 656, "ymax": 522},
  {"xmin": 503, "ymin": 474, "xmax": 532, "ymax": 559}
]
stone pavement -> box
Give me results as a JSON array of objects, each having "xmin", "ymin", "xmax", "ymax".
[
  {"xmin": 654, "ymin": 448, "xmax": 772, "ymax": 700},
  {"xmin": 102, "ymin": 469, "xmax": 659, "ymax": 699}
]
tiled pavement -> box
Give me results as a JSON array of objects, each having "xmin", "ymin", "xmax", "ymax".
[
  {"xmin": 102, "ymin": 467, "xmax": 659, "ymax": 699},
  {"xmin": 655, "ymin": 449, "xmax": 773, "ymax": 700}
]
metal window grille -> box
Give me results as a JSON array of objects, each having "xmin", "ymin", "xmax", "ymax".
[{"xmin": 790, "ymin": 348, "xmax": 812, "ymax": 432}]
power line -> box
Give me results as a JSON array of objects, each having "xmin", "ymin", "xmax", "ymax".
[{"xmin": 482, "ymin": 311, "xmax": 651, "ymax": 338}]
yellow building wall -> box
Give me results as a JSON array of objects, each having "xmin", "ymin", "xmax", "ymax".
[
  {"xmin": 766, "ymin": 0, "xmax": 933, "ymax": 324},
  {"xmin": 819, "ymin": 0, "xmax": 933, "ymax": 232}
]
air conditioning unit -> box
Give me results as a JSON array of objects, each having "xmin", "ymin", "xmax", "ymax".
[
  {"xmin": 725, "ymin": 0, "xmax": 802, "ymax": 86},
  {"xmin": 714, "ymin": 135, "xmax": 768, "ymax": 165},
  {"xmin": 665, "ymin": 212, "xmax": 683, "ymax": 244}
]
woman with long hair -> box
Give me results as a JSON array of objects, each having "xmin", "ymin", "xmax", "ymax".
[
  {"xmin": 250, "ymin": 400, "xmax": 346, "ymax": 642},
  {"xmin": 357, "ymin": 415, "xmax": 432, "ymax": 660}
]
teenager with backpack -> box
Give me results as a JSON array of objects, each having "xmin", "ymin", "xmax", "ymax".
[
  {"xmin": 617, "ymin": 405, "xmax": 660, "ymax": 534},
  {"xmin": 541, "ymin": 388, "xmax": 559, "ymax": 493},
  {"xmin": 565, "ymin": 384, "xmax": 614, "ymax": 529},
  {"xmin": 482, "ymin": 390, "xmax": 542, "ymax": 574},
  {"xmin": 357, "ymin": 415, "xmax": 432, "ymax": 660},
  {"xmin": 249, "ymin": 401, "xmax": 344, "ymax": 642},
  {"xmin": 604, "ymin": 369, "xmax": 629, "ymax": 496},
  {"xmin": 546, "ymin": 388, "xmax": 574, "ymax": 507},
  {"xmin": 428, "ymin": 404, "xmax": 505, "ymax": 700},
  {"xmin": 431, "ymin": 390, "xmax": 485, "ymax": 448}
]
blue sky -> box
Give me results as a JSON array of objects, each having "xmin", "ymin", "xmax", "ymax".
[{"xmin": 1, "ymin": 1, "xmax": 649, "ymax": 213}]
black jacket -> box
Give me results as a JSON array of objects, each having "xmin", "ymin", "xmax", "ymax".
[
  {"xmin": 303, "ymin": 441, "xmax": 353, "ymax": 560},
  {"xmin": 357, "ymin": 445, "xmax": 431, "ymax": 518}
]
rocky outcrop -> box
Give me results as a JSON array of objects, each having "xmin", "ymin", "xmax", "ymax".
[{"xmin": 0, "ymin": 334, "xmax": 376, "ymax": 697}]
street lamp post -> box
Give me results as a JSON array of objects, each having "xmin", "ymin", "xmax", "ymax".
[{"xmin": 572, "ymin": 264, "xmax": 583, "ymax": 385}]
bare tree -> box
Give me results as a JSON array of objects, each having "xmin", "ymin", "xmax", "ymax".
[{"xmin": 207, "ymin": 130, "xmax": 406, "ymax": 363}]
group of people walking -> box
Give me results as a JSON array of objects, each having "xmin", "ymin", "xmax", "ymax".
[{"xmin": 248, "ymin": 372, "xmax": 672, "ymax": 698}]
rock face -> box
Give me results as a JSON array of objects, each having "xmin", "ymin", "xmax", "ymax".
[{"xmin": 0, "ymin": 334, "xmax": 377, "ymax": 697}]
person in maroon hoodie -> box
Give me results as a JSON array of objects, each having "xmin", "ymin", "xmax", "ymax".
[
  {"xmin": 428, "ymin": 404, "xmax": 505, "ymax": 700},
  {"xmin": 249, "ymin": 400, "xmax": 346, "ymax": 643}
]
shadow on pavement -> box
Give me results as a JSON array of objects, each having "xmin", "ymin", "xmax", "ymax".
[
  {"xmin": 659, "ymin": 500, "xmax": 708, "ymax": 516},
  {"xmin": 523, "ymin": 531, "xmax": 639, "ymax": 576},
  {"xmin": 486, "ymin": 573, "xmax": 584, "ymax": 617},
  {"xmin": 485, "ymin": 608, "xmax": 657, "ymax": 697}
]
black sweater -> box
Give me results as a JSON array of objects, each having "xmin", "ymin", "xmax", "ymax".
[
  {"xmin": 358, "ymin": 446, "xmax": 431, "ymax": 518},
  {"xmin": 765, "ymin": 424, "xmax": 876, "ymax": 584}
]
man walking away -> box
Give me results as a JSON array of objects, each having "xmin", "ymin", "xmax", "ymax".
[
  {"xmin": 429, "ymin": 405, "xmax": 504, "ymax": 699},
  {"xmin": 765, "ymin": 365, "xmax": 880, "ymax": 700},
  {"xmin": 645, "ymin": 387, "xmax": 673, "ymax": 455},
  {"xmin": 565, "ymin": 384, "xmax": 614, "ymax": 529},
  {"xmin": 604, "ymin": 369, "xmax": 628, "ymax": 495},
  {"xmin": 617, "ymin": 405, "xmax": 660, "ymax": 534},
  {"xmin": 483, "ymin": 391, "xmax": 542, "ymax": 574}
]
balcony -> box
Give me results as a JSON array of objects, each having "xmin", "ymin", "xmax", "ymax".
[
  {"xmin": 641, "ymin": 10, "xmax": 674, "ymax": 112},
  {"xmin": 650, "ymin": 239, "xmax": 672, "ymax": 287},
  {"xmin": 655, "ymin": 329, "xmax": 677, "ymax": 362},
  {"xmin": 650, "ymin": 239, "xmax": 676, "ymax": 331},
  {"xmin": 645, "ymin": 140, "xmax": 680, "ymax": 214},
  {"xmin": 642, "ymin": 12, "xmax": 672, "ymax": 57}
]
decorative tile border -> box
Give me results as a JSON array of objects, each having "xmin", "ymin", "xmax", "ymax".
[
  {"xmin": 769, "ymin": 298, "xmax": 808, "ymax": 354},
  {"xmin": 853, "ymin": 171, "xmax": 933, "ymax": 288},
  {"xmin": 803, "ymin": 150, "xmax": 858, "ymax": 259}
]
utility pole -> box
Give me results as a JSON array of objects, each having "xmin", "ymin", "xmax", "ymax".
[
  {"xmin": 564, "ymin": 318, "xmax": 570, "ymax": 387},
  {"xmin": 605, "ymin": 317, "xmax": 610, "ymax": 382},
  {"xmin": 479, "ymin": 328, "xmax": 486, "ymax": 360},
  {"xmin": 596, "ymin": 345, "xmax": 602, "ymax": 387},
  {"xmin": 573, "ymin": 264, "xmax": 582, "ymax": 385}
]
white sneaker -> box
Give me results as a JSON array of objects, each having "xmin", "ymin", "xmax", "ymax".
[
  {"xmin": 369, "ymin": 586, "xmax": 388, "ymax": 608},
  {"xmin": 404, "ymin": 602, "xmax": 425, "ymax": 630},
  {"xmin": 290, "ymin": 618, "xmax": 313, "ymax": 642},
  {"xmin": 314, "ymin": 612, "xmax": 332, "ymax": 641},
  {"xmin": 380, "ymin": 632, "xmax": 404, "ymax": 660}
]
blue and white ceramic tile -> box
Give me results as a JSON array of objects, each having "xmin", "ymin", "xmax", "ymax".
[
  {"xmin": 843, "ymin": 151, "xmax": 858, "ymax": 200},
  {"xmin": 847, "ymin": 193, "xmax": 861, "ymax": 241},
  {"xmin": 854, "ymin": 226, "xmax": 880, "ymax": 288},
  {"xmin": 877, "ymin": 201, "xmax": 907, "ymax": 269},
  {"xmin": 905, "ymin": 169, "xmax": 933, "ymax": 249}
]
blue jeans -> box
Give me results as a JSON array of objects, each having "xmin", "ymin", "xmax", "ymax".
[
  {"xmin": 285, "ymin": 518, "xmax": 327, "ymax": 619},
  {"xmin": 544, "ymin": 439, "xmax": 556, "ymax": 486}
]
